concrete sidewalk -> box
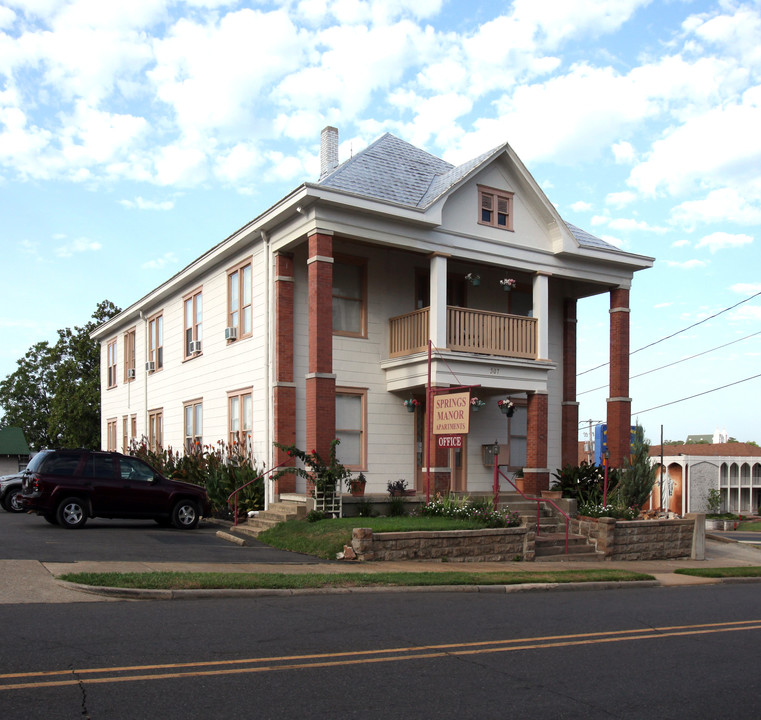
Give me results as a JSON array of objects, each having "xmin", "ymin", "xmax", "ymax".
[{"xmin": 0, "ymin": 534, "xmax": 756, "ymax": 604}]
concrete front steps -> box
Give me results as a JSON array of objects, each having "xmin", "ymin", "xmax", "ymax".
[
  {"xmin": 499, "ymin": 493, "xmax": 603, "ymax": 562},
  {"xmin": 216, "ymin": 496, "xmax": 307, "ymax": 543}
]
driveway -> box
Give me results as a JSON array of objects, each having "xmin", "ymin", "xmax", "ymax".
[{"xmin": 0, "ymin": 510, "xmax": 326, "ymax": 604}]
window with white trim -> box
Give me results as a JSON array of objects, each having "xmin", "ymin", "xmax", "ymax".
[
  {"xmin": 107, "ymin": 339, "xmax": 117, "ymax": 388},
  {"xmin": 478, "ymin": 185, "xmax": 514, "ymax": 231},
  {"xmin": 124, "ymin": 328, "xmax": 136, "ymax": 382},
  {"xmin": 148, "ymin": 313, "xmax": 163, "ymax": 372},
  {"xmin": 228, "ymin": 389, "xmax": 252, "ymax": 454},
  {"xmin": 148, "ymin": 408, "xmax": 163, "ymax": 452},
  {"xmin": 333, "ymin": 255, "xmax": 367, "ymax": 337},
  {"xmin": 228, "ymin": 260, "xmax": 252, "ymax": 339},
  {"xmin": 184, "ymin": 288, "xmax": 203, "ymax": 359},
  {"xmin": 335, "ymin": 388, "xmax": 366, "ymax": 470},
  {"xmin": 107, "ymin": 418, "xmax": 117, "ymax": 451},
  {"xmin": 184, "ymin": 400, "xmax": 203, "ymax": 453}
]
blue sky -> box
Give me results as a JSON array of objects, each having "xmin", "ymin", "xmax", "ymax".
[{"xmin": 1, "ymin": 0, "xmax": 760, "ymax": 446}]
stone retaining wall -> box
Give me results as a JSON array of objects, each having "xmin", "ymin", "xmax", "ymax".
[
  {"xmin": 570, "ymin": 515, "xmax": 701, "ymax": 560},
  {"xmin": 350, "ymin": 526, "xmax": 535, "ymax": 562}
]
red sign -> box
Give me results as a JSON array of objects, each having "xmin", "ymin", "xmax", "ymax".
[{"xmin": 437, "ymin": 435, "xmax": 463, "ymax": 449}]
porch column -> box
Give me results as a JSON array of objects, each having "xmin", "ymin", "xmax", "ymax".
[
  {"xmin": 429, "ymin": 253, "xmax": 448, "ymax": 351},
  {"xmin": 524, "ymin": 391, "xmax": 549, "ymax": 494},
  {"xmin": 533, "ymin": 272, "xmax": 550, "ymax": 361},
  {"xmin": 607, "ymin": 286, "xmax": 631, "ymax": 468},
  {"xmin": 306, "ymin": 232, "xmax": 336, "ymax": 463},
  {"xmin": 561, "ymin": 298, "xmax": 579, "ymax": 467},
  {"xmin": 273, "ymin": 252, "xmax": 296, "ymax": 493}
]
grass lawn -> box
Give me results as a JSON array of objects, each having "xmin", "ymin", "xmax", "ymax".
[
  {"xmin": 674, "ymin": 567, "xmax": 761, "ymax": 579},
  {"xmin": 255, "ymin": 516, "xmax": 501, "ymax": 560},
  {"xmin": 59, "ymin": 569, "xmax": 654, "ymax": 590},
  {"xmin": 737, "ymin": 521, "xmax": 761, "ymax": 532}
]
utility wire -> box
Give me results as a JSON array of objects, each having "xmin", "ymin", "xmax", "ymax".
[
  {"xmin": 632, "ymin": 372, "xmax": 761, "ymax": 415},
  {"xmin": 577, "ymin": 329, "xmax": 761, "ymax": 396},
  {"xmin": 577, "ymin": 289, "xmax": 761, "ymax": 377}
]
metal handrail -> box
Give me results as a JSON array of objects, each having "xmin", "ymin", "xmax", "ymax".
[
  {"xmin": 496, "ymin": 464, "xmax": 570, "ymax": 554},
  {"xmin": 226, "ymin": 460, "xmax": 290, "ymax": 526}
]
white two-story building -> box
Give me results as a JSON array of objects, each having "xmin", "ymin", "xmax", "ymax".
[{"xmin": 93, "ymin": 127, "xmax": 653, "ymax": 502}]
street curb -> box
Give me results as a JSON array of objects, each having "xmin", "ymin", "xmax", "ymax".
[{"xmin": 56, "ymin": 578, "xmax": 661, "ymax": 601}]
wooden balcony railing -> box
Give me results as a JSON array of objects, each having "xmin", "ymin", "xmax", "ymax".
[{"xmin": 388, "ymin": 306, "xmax": 537, "ymax": 359}]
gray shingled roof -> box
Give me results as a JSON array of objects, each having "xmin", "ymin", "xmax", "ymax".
[
  {"xmin": 565, "ymin": 222, "xmax": 618, "ymax": 251},
  {"xmin": 319, "ymin": 133, "xmax": 615, "ymax": 250}
]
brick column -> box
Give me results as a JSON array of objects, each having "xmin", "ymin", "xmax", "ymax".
[
  {"xmin": 524, "ymin": 391, "xmax": 549, "ymax": 494},
  {"xmin": 561, "ymin": 298, "xmax": 579, "ymax": 467},
  {"xmin": 273, "ymin": 253, "xmax": 296, "ymax": 493},
  {"xmin": 306, "ymin": 232, "xmax": 336, "ymax": 462},
  {"xmin": 607, "ymin": 287, "xmax": 631, "ymax": 468}
]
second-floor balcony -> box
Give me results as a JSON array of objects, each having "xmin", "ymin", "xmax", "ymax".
[{"xmin": 389, "ymin": 306, "xmax": 537, "ymax": 360}]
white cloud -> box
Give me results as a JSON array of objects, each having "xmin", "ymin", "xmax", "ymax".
[
  {"xmin": 695, "ymin": 231, "xmax": 753, "ymax": 253},
  {"xmin": 142, "ymin": 252, "xmax": 178, "ymax": 270},
  {"xmin": 119, "ymin": 196, "xmax": 175, "ymax": 211},
  {"xmin": 730, "ymin": 282, "xmax": 761, "ymax": 295},
  {"xmin": 612, "ymin": 141, "xmax": 635, "ymax": 164},
  {"xmin": 627, "ymin": 88, "xmax": 761, "ymax": 197},
  {"xmin": 607, "ymin": 217, "xmax": 667, "ymax": 233},
  {"xmin": 55, "ymin": 237, "xmax": 102, "ymax": 257},
  {"xmin": 671, "ymin": 239, "xmax": 690, "ymax": 248},
  {"xmin": 664, "ymin": 259, "xmax": 708, "ymax": 269},
  {"xmin": 605, "ymin": 191, "xmax": 637, "ymax": 209},
  {"xmin": 154, "ymin": 144, "xmax": 208, "ymax": 186},
  {"xmin": 571, "ymin": 201, "xmax": 592, "ymax": 212},
  {"xmin": 670, "ymin": 187, "xmax": 761, "ymax": 229}
]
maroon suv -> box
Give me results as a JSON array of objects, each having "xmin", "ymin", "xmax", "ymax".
[{"xmin": 21, "ymin": 449, "xmax": 211, "ymax": 529}]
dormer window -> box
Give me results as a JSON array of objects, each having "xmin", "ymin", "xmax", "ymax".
[{"xmin": 478, "ymin": 185, "xmax": 514, "ymax": 231}]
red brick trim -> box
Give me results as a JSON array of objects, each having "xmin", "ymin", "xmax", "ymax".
[
  {"xmin": 526, "ymin": 392, "xmax": 549, "ymax": 493},
  {"xmin": 561, "ymin": 299, "xmax": 578, "ymax": 467},
  {"xmin": 307, "ymin": 233, "xmax": 335, "ymax": 459},
  {"xmin": 608, "ymin": 287, "xmax": 631, "ymax": 468}
]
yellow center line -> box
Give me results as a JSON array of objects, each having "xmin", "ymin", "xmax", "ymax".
[{"xmin": 2, "ymin": 619, "xmax": 760, "ymax": 691}]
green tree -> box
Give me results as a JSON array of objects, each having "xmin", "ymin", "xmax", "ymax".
[
  {"xmin": 612, "ymin": 424, "xmax": 657, "ymax": 508},
  {"xmin": 0, "ymin": 300, "xmax": 121, "ymax": 450},
  {"xmin": 0, "ymin": 341, "xmax": 58, "ymax": 449}
]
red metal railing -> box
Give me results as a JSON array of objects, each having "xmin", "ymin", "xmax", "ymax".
[
  {"xmin": 493, "ymin": 460, "xmax": 570, "ymax": 554},
  {"xmin": 227, "ymin": 461, "xmax": 290, "ymax": 526}
]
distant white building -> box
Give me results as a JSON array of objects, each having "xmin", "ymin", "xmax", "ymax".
[{"xmin": 649, "ymin": 443, "xmax": 761, "ymax": 515}]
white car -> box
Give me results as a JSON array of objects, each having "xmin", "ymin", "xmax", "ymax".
[{"xmin": 0, "ymin": 473, "xmax": 25, "ymax": 513}]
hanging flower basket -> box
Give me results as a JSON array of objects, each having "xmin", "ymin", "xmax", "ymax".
[
  {"xmin": 470, "ymin": 397, "xmax": 486, "ymax": 412},
  {"xmin": 403, "ymin": 398, "xmax": 420, "ymax": 413},
  {"xmin": 498, "ymin": 399, "xmax": 515, "ymax": 417},
  {"xmin": 465, "ymin": 272, "xmax": 481, "ymax": 287},
  {"xmin": 500, "ymin": 278, "xmax": 517, "ymax": 292}
]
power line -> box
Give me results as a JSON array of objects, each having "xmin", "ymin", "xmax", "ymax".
[
  {"xmin": 577, "ymin": 329, "xmax": 761, "ymax": 396},
  {"xmin": 577, "ymin": 289, "xmax": 761, "ymax": 377},
  {"xmin": 632, "ymin": 372, "xmax": 761, "ymax": 415}
]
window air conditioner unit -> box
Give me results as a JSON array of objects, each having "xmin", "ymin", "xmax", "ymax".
[
  {"xmin": 225, "ymin": 327, "xmax": 238, "ymax": 341},
  {"xmin": 126, "ymin": 368, "xmax": 136, "ymax": 379},
  {"xmin": 145, "ymin": 361, "xmax": 155, "ymax": 372},
  {"xmin": 189, "ymin": 340, "xmax": 202, "ymax": 354}
]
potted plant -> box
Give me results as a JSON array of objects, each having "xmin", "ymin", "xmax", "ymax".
[
  {"xmin": 470, "ymin": 397, "xmax": 486, "ymax": 412},
  {"xmin": 403, "ymin": 398, "xmax": 420, "ymax": 413},
  {"xmin": 498, "ymin": 398, "xmax": 515, "ymax": 417},
  {"xmin": 387, "ymin": 479, "xmax": 414, "ymax": 496},
  {"xmin": 500, "ymin": 277, "xmax": 516, "ymax": 292},
  {"xmin": 348, "ymin": 472, "xmax": 366, "ymax": 497},
  {"xmin": 705, "ymin": 488, "xmax": 723, "ymax": 530}
]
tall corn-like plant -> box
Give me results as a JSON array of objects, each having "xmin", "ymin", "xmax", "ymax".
[{"xmin": 612, "ymin": 425, "xmax": 657, "ymax": 509}]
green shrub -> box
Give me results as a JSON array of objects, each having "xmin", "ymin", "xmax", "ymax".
[{"xmin": 552, "ymin": 461, "xmax": 620, "ymax": 505}]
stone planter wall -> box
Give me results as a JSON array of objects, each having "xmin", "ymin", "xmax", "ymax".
[
  {"xmin": 351, "ymin": 526, "xmax": 535, "ymax": 562},
  {"xmin": 570, "ymin": 515, "xmax": 701, "ymax": 560}
]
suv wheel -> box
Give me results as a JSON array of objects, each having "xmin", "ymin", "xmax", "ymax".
[
  {"xmin": 172, "ymin": 499, "xmax": 200, "ymax": 529},
  {"xmin": 2, "ymin": 488, "xmax": 24, "ymax": 513},
  {"xmin": 57, "ymin": 498, "xmax": 88, "ymax": 529}
]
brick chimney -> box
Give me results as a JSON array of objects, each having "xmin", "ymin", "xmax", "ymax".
[{"xmin": 320, "ymin": 126, "xmax": 339, "ymax": 179}]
